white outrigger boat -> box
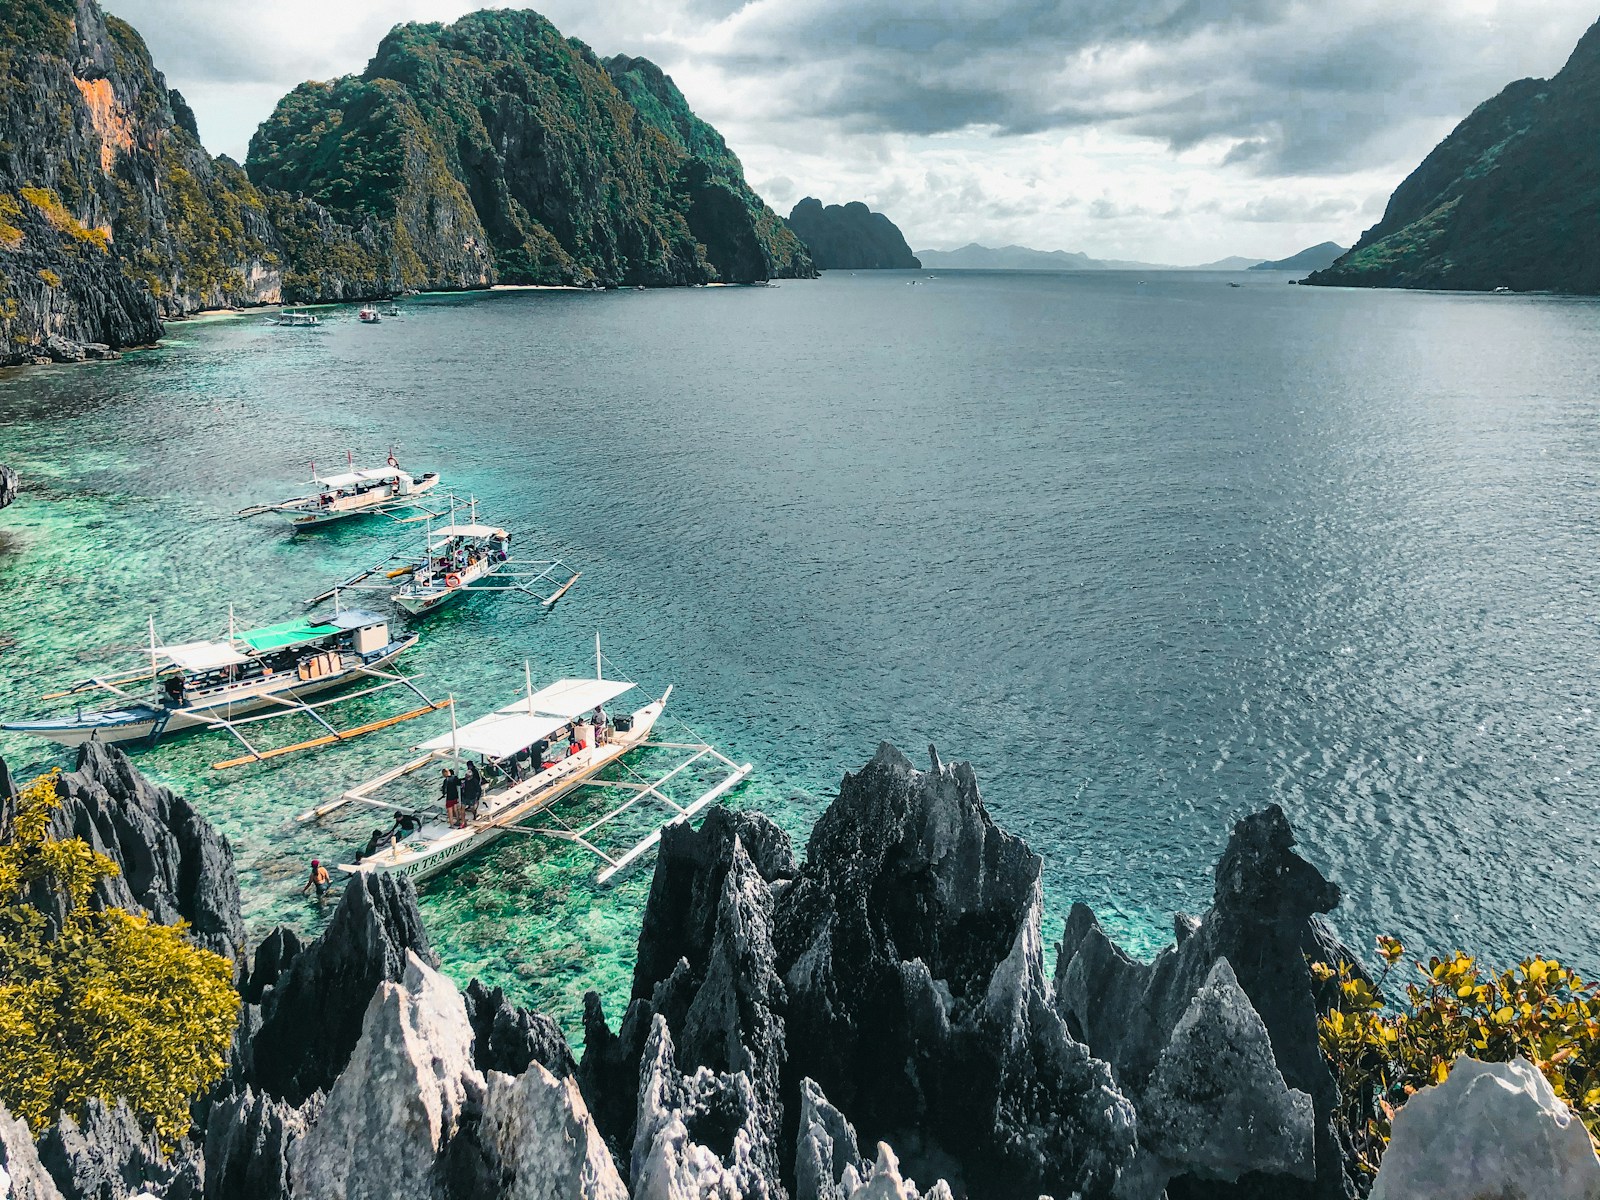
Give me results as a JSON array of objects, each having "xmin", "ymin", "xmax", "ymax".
[
  {"xmin": 298, "ymin": 640, "xmax": 751, "ymax": 885},
  {"xmin": 308, "ymin": 497, "xmax": 580, "ymax": 616},
  {"xmin": 2, "ymin": 611, "xmax": 449, "ymax": 770},
  {"xmin": 268, "ymin": 309, "xmax": 321, "ymax": 327},
  {"xmin": 239, "ymin": 452, "xmax": 442, "ymax": 528}
]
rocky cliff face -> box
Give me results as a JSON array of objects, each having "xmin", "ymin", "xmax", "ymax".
[
  {"xmin": 1308, "ymin": 18, "xmax": 1600, "ymax": 292},
  {"xmin": 0, "ymin": 0, "xmax": 280, "ymax": 363},
  {"xmin": 784, "ymin": 199, "xmax": 920, "ymax": 270},
  {"xmin": 247, "ymin": 12, "xmax": 814, "ymax": 288},
  {"xmin": 0, "ymin": 1, "xmax": 811, "ymax": 367}
]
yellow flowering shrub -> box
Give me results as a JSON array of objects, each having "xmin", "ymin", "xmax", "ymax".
[
  {"xmin": 1318, "ymin": 935, "xmax": 1600, "ymax": 1183},
  {"xmin": 0, "ymin": 770, "xmax": 239, "ymax": 1147}
]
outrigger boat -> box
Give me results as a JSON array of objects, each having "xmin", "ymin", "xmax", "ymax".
[
  {"xmin": 2, "ymin": 611, "xmax": 450, "ymax": 770},
  {"xmin": 358, "ymin": 306, "xmax": 381, "ymax": 323},
  {"xmin": 239, "ymin": 452, "xmax": 442, "ymax": 528},
  {"xmin": 268, "ymin": 310, "xmax": 321, "ymax": 327},
  {"xmin": 298, "ymin": 639, "xmax": 751, "ymax": 885},
  {"xmin": 308, "ymin": 497, "xmax": 580, "ymax": 616}
]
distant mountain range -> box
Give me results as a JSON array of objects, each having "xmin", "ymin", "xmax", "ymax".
[
  {"xmin": 1309, "ymin": 17, "xmax": 1600, "ymax": 292},
  {"xmin": 913, "ymin": 243, "xmax": 1265, "ymax": 271},
  {"xmin": 1249, "ymin": 242, "xmax": 1348, "ymax": 272}
]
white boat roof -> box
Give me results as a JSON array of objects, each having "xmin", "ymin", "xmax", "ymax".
[
  {"xmin": 428, "ymin": 523, "xmax": 507, "ymax": 546},
  {"xmin": 504, "ymin": 677, "xmax": 637, "ymax": 721},
  {"xmin": 416, "ymin": 710, "xmax": 569, "ymax": 759},
  {"xmin": 314, "ymin": 467, "xmax": 402, "ymax": 488},
  {"xmin": 161, "ymin": 641, "xmax": 251, "ymax": 672}
]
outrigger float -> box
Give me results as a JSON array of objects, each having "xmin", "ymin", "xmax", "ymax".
[
  {"xmin": 2, "ymin": 611, "xmax": 450, "ymax": 770},
  {"xmin": 297, "ymin": 639, "xmax": 751, "ymax": 885},
  {"xmin": 239, "ymin": 452, "xmax": 442, "ymax": 528},
  {"xmin": 307, "ymin": 497, "xmax": 581, "ymax": 616}
]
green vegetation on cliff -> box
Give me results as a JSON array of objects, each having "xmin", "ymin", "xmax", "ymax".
[
  {"xmin": 1309, "ymin": 18, "xmax": 1600, "ymax": 293},
  {"xmin": 248, "ymin": 10, "xmax": 812, "ymax": 286},
  {"xmin": 0, "ymin": 771, "xmax": 238, "ymax": 1147}
]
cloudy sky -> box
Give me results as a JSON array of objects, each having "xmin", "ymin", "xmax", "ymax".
[{"xmin": 107, "ymin": 0, "xmax": 1597, "ymax": 263}]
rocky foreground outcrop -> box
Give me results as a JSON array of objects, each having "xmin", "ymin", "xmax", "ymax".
[
  {"xmin": 0, "ymin": 466, "xmax": 18, "ymax": 510},
  {"xmin": 2, "ymin": 741, "xmax": 1595, "ymax": 1198}
]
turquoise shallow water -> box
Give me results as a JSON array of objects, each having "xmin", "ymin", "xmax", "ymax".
[{"xmin": 3, "ymin": 271, "xmax": 1600, "ymax": 1035}]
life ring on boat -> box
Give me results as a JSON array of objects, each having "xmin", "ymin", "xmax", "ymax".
[{"xmin": 445, "ymin": 572, "xmax": 463, "ymax": 589}]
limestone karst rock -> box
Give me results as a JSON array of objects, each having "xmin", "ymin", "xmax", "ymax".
[
  {"xmin": 288, "ymin": 950, "xmax": 619, "ymax": 1200},
  {"xmin": 1055, "ymin": 804, "xmax": 1357, "ymax": 1198},
  {"xmin": 1370, "ymin": 1055, "xmax": 1600, "ymax": 1200},
  {"xmin": 0, "ymin": 466, "xmax": 19, "ymax": 510},
  {"xmin": 37, "ymin": 1097, "xmax": 201, "ymax": 1200},
  {"xmin": 775, "ymin": 744, "xmax": 1136, "ymax": 1198},
  {"xmin": 0, "ymin": 743, "xmax": 244, "ymax": 966},
  {"xmin": 630, "ymin": 1014, "xmax": 776, "ymax": 1200},
  {"xmin": 290, "ymin": 952, "xmax": 482, "ymax": 1200},
  {"xmin": 784, "ymin": 199, "xmax": 921, "ymax": 270},
  {"xmin": 248, "ymin": 872, "xmax": 436, "ymax": 1105},
  {"xmin": 463, "ymin": 978, "xmax": 577, "ymax": 1080},
  {"xmin": 1114, "ymin": 958, "xmax": 1314, "ymax": 1197},
  {"xmin": 0, "ymin": 1101, "xmax": 66, "ymax": 1200},
  {"xmin": 201, "ymin": 1087, "xmax": 319, "ymax": 1200},
  {"xmin": 793, "ymin": 1078, "xmax": 866, "ymax": 1200}
]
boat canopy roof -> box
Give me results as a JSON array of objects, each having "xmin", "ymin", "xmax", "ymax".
[
  {"xmin": 236, "ymin": 617, "xmax": 342, "ymax": 653},
  {"xmin": 162, "ymin": 641, "xmax": 251, "ymax": 672},
  {"xmin": 508, "ymin": 677, "xmax": 636, "ymax": 721},
  {"xmin": 313, "ymin": 467, "xmax": 403, "ymax": 489},
  {"xmin": 428, "ymin": 523, "xmax": 507, "ymax": 547},
  {"xmin": 415, "ymin": 710, "xmax": 569, "ymax": 760}
]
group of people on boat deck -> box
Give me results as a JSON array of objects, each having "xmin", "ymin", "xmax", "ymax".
[{"xmin": 440, "ymin": 762, "xmax": 484, "ymax": 828}]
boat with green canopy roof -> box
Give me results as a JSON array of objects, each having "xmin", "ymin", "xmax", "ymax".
[{"xmin": 3, "ymin": 609, "xmax": 448, "ymax": 768}]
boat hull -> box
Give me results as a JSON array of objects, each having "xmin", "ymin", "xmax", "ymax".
[{"xmin": 4, "ymin": 639, "xmax": 417, "ymax": 749}]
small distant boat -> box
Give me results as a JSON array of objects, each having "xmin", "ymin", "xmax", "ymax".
[
  {"xmin": 307, "ymin": 496, "xmax": 581, "ymax": 616},
  {"xmin": 269, "ymin": 310, "xmax": 321, "ymax": 328},
  {"xmin": 358, "ymin": 307, "xmax": 381, "ymax": 323},
  {"xmin": 303, "ymin": 639, "xmax": 752, "ymax": 884},
  {"xmin": 1494, "ymin": 286, "xmax": 1512, "ymax": 293},
  {"xmin": 2, "ymin": 611, "xmax": 445, "ymax": 769},
  {"xmin": 380, "ymin": 303, "xmax": 403, "ymax": 318},
  {"xmin": 239, "ymin": 452, "xmax": 442, "ymax": 529},
  {"xmin": 1227, "ymin": 282, "xmax": 1243, "ymax": 288}
]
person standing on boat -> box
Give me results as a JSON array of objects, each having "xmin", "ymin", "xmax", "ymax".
[
  {"xmin": 592, "ymin": 706, "xmax": 609, "ymax": 746},
  {"xmin": 301, "ymin": 859, "xmax": 330, "ymax": 901},
  {"xmin": 441, "ymin": 766, "xmax": 463, "ymax": 827},
  {"xmin": 462, "ymin": 762, "xmax": 483, "ymax": 822}
]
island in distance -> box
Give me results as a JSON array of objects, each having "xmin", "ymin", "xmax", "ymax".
[
  {"xmin": 783, "ymin": 198, "xmax": 921, "ymax": 269},
  {"xmin": 914, "ymin": 243, "xmax": 1265, "ymax": 271},
  {"xmin": 1249, "ymin": 242, "xmax": 1348, "ymax": 272},
  {"xmin": 1309, "ymin": 16, "xmax": 1600, "ymax": 292}
]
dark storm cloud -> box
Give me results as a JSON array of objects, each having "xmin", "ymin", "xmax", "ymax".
[{"xmin": 715, "ymin": 0, "xmax": 1597, "ymax": 175}]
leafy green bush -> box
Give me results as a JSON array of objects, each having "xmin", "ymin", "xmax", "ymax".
[
  {"xmin": 1318, "ymin": 935, "xmax": 1600, "ymax": 1183},
  {"xmin": 0, "ymin": 770, "xmax": 238, "ymax": 1147}
]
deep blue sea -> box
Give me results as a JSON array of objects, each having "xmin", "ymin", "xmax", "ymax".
[{"xmin": 2, "ymin": 269, "xmax": 1599, "ymax": 1031}]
